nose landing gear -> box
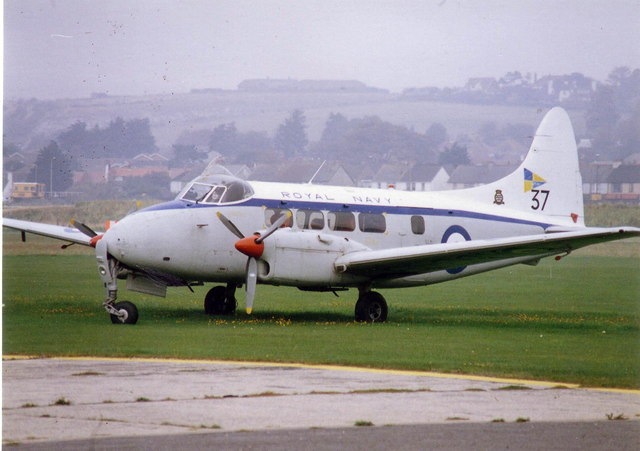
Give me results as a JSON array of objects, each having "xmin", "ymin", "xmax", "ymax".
[
  {"xmin": 108, "ymin": 301, "xmax": 139, "ymax": 324},
  {"xmin": 96, "ymin": 239, "xmax": 139, "ymax": 325}
]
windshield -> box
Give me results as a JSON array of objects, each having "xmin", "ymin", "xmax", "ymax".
[{"xmin": 178, "ymin": 175, "xmax": 254, "ymax": 204}]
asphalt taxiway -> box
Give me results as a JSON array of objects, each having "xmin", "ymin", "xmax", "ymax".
[{"xmin": 3, "ymin": 357, "xmax": 639, "ymax": 449}]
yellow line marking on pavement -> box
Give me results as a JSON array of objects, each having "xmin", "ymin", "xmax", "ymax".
[{"xmin": 4, "ymin": 354, "xmax": 639, "ymax": 394}]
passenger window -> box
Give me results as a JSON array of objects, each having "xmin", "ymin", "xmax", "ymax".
[
  {"xmin": 296, "ymin": 210, "xmax": 324, "ymax": 230},
  {"xmin": 358, "ymin": 213, "xmax": 386, "ymax": 233},
  {"xmin": 265, "ymin": 208, "xmax": 293, "ymax": 228},
  {"xmin": 411, "ymin": 215, "xmax": 425, "ymax": 235},
  {"xmin": 327, "ymin": 211, "xmax": 356, "ymax": 232}
]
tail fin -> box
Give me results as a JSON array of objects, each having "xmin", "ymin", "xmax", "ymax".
[{"xmin": 461, "ymin": 107, "xmax": 584, "ymax": 227}]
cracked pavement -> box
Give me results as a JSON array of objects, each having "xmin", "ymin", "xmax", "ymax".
[{"xmin": 3, "ymin": 357, "xmax": 640, "ymax": 445}]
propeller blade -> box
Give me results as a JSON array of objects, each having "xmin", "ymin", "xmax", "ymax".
[
  {"xmin": 216, "ymin": 212, "xmax": 245, "ymax": 239},
  {"xmin": 256, "ymin": 211, "xmax": 292, "ymax": 244},
  {"xmin": 245, "ymin": 257, "xmax": 258, "ymax": 314},
  {"xmin": 70, "ymin": 218, "xmax": 98, "ymax": 238}
]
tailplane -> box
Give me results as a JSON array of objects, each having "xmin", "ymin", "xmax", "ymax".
[{"xmin": 459, "ymin": 107, "xmax": 584, "ymax": 227}]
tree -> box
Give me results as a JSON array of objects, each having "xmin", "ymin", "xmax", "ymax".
[
  {"xmin": 314, "ymin": 114, "xmax": 437, "ymax": 164},
  {"xmin": 274, "ymin": 110, "xmax": 308, "ymax": 158},
  {"xmin": 438, "ymin": 143, "xmax": 470, "ymax": 166},
  {"xmin": 55, "ymin": 117, "xmax": 157, "ymax": 159},
  {"xmin": 57, "ymin": 121, "xmax": 88, "ymax": 157},
  {"xmin": 121, "ymin": 172, "xmax": 172, "ymax": 199},
  {"xmin": 424, "ymin": 123, "xmax": 448, "ymax": 149},
  {"xmin": 615, "ymin": 100, "xmax": 640, "ymax": 159},
  {"xmin": 586, "ymin": 86, "xmax": 619, "ymax": 155},
  {"xmin": 170, "ymin": 144, "xmax": 208, "ymax": 167},
  {"xmin": 29, "ymin": 141, "xmax": 74, "ymax": 192},
  {"xmin": 209, "ymin": 123, "xmax": 239, "ymax": 155},
  {"xmin": 207, "ymin": 123, "xmax": 272, "ymax": 163}
]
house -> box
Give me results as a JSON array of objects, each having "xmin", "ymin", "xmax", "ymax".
[
  {"xmin": 399, "ymin": 164, "xmax": 450, "ymax": 191},
  {"xmin": 604, "ymin": 165, "xmax": 640, "ymax": 202},
  {"xmin": 623, "ymin": 153, "xmax": 640, "ymax": 165},
  {"xmin": 580, "ymin": 162, "xmax": 615, "ymax": 199},
  {"xmin": 170, "ymin": 168, "xmax": 204, "ymax": 194},
  {"xmin": 11, "ymin": 182, "xmax": 45, "ymax": 200},
  {"xmin": 225, "ymin": 164, "xmax": 252, "ymax": 180},
  {"xmin": 130, "ymin": 153, "xmax": 170, "ymax": 167},
  {"xmin": 465, "ymin": 77, "xmax": 499, "ymax": 93},
  {"xmin": 249, "ymin": 161, "xmax": 355, "ymax": 186},
  {"xmin": 447, "ymin": 164, "xmax": 518, "ymax": 190},
  {"xmin": 365, "ymin": 163, "xmax": 412, "ymax": 189}
]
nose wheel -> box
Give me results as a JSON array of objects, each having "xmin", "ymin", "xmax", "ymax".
[{"xmin": 108, "ymin": 301, "xmax": 139, "ymax": 324}]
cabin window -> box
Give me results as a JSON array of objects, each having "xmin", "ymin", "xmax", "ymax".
[
  {"xmin": 265, "ymin": 208, "xmax": 293, "ymax": 228},
  {"xmin": 296, "ymin": 209, "xmax": 324, "ymax": 230},
  {"xmin": 327, "ymin": 211, "xmax": 356, "ymax": 232},
  {"xmin": 358, "ymin": 213, "xmax": 386, "ymax": 233},
  {"xmin": 411, "ymin": 216, "xmax": 425, "ymax": 235}
]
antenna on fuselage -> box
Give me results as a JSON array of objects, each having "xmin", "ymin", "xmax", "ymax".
[{"xmin": 307, "ymin": 160, "xmax": 327, "ymax": 185}]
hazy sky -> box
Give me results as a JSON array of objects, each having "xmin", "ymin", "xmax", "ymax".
[{"xmin": 4, "ymin": 0, "xmax": 640, "ymax": 99}]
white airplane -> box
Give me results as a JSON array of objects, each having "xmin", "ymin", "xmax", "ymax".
[{"xmin": 4, "ymin": 107, "xmax": 639, "ymax": 324}]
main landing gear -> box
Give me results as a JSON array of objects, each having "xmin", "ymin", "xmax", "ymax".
[
  {"xmin": 204, "ymin": 284, "xmax": 238, "ymax": 315},
  {"xmin": 355, "ymin": 289, "xmax": 388, "ymax": 323}
]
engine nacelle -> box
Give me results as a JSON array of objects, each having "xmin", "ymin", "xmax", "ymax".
[{"xmin": 258, "ymin": 229, "xmax": 369, "ymax": 287}]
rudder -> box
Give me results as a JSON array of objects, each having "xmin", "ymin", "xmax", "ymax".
[{"xmin": 459, "ymin": 107, "xmax": 584, "ymax": 227}]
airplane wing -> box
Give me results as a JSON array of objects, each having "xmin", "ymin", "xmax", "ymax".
[
  {"xmin": 334, "ymin": 227, "xmax": 640, "ymax": 279},
  {"xmin": 3, "ymin": 218, "xmax": 93, "ymax": 246}
]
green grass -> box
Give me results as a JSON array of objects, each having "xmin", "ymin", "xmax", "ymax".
[{"xmin": 3, "ymin": 228, "xmax": 639, "ymax": 388}]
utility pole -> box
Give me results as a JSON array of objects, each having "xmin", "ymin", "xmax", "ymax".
[{"xmin": 49, "ymin": 156, "xmax": 56, "ymax": 198}]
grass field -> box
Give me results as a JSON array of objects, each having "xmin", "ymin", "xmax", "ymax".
[{"xmin": 3, "ymin": 228, "xmax": 639, "ymax": 388}]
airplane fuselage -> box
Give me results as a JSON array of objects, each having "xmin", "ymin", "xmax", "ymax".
[{"xmin": 104, "ymin": 179, "xmax": 552, "ymax": 291}]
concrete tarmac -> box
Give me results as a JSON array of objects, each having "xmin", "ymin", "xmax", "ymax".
[{"xmin": 3, "ymin": 357, "xmax": 640, "ymax": 448}]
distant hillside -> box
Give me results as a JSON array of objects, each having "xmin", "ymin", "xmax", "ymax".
[{"xmin": 4, "ymin": 92, "xmax": 586, "ymax": 154}]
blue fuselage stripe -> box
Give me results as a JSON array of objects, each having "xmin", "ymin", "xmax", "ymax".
[{"xmin": 140, "ymin": 198, "xmax": 551, "ymax": 229}]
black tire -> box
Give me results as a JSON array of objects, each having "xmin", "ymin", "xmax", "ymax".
[
  {"xmin": 355, "ymin": 291, "xmax": 388, "ymax": 323},
  {"xmin": 110, "ymin": 301, "xmax": 139, "ymax": 325},
  {"xmin": 204, "ymin": 286, "xmax": 236, "ymax": 315}
]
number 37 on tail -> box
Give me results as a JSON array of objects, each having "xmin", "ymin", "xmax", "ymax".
[{"xmin": 5, "ymin": 108, "xmax": 639, "ymax": 324}]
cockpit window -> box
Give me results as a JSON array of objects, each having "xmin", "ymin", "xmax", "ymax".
[
  {"xmin": 181, "ymin": 182, "xmax": 214, "ymax": 202},
  {"xmin": 179, "ymin": 175, "xmax": 254, "ymax": 204}
]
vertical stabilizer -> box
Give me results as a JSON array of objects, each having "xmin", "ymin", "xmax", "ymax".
[
  {"xmin": 457, "ymin": 107, "xmax": 584, "ymax": 227},
  {"xmin": 3, "ymin": 172, "xmax": 14, "ymax": 202}
]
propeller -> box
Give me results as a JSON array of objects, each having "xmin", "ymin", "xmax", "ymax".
[
  {"xmin": 70, "ymin": 218, "xmax": 98, "ymax": 238},
  {"xmin": 70, "ymin": 218, "xmax": 104, "ymax": 247},
  {"xmin": 216, "ymin": 211, "xmax": 292, "ymax": 313}
]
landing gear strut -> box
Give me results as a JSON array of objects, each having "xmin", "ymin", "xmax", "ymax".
[
  {"xmin": 355, "ymin": 289, "xmax": 388, "ymax": 323},
  {"xmin": 96, "ymin": 239, "xmax": 138, "ymax": 324},
  {"xmin": 204, "ymin": 284, "xmax": 237, "ymax": 315}
]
